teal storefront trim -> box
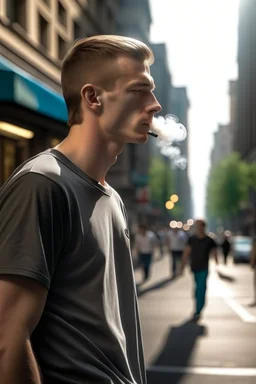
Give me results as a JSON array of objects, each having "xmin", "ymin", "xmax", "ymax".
[{"xmin": 0, "ymin": 56, "xmax": 68, "ymax": 123}]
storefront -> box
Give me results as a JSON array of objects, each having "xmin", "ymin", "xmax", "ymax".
[{"xmin": 0, "ymin": 57, "xmax": 68, "ymax": 185}]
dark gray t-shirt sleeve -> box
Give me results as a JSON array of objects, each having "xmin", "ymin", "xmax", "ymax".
[{"xmin": 0, "ymin": 173, "xmax": 69, "ymax": 289}]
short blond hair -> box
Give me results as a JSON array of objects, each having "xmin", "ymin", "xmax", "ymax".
[{"xmin": 61, "ymin": 35, "xmax": 154, "ymax": 126}]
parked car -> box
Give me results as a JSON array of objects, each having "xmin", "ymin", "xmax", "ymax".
[{"xmin": 232, "ymin": 236, "xmax": 253, "ymax": 263}]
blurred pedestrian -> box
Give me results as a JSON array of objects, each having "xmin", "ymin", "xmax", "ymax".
[
  {"xmin": 249, "ymin": 238, "xmax": 256, "ymax": 307},
  {"xmin": 156, "ymin": 226, "xmax": 167, "ymax": 258},
  {"xmin": 0, "ymin": 35, "xmax": 161, "ymax": 384},
  {"xmin": 134, "ymin": 224, "xmax": 157, "ymax": 282},
  {"xmin": 221, "ymin": 234, "xmax": 231, "ymax": 265},
  {"xmin": 181, "ymin": 219, "xmax": 218, "ymax": 321},
  {"xmin": 166, "ymin": 227, "xmax": 187, "ymax": 277}
]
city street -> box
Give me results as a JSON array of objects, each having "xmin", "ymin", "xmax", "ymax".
[{"xmin": 135, "ymin": 253, "xmax": 256, "ymax": 384}]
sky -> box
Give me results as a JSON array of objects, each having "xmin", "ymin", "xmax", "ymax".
[{"xmin": 149, "ymin": 0, "xmax": 239, "ymax": 218}]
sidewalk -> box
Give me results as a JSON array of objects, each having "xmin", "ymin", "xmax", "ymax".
[{"xmin": 135, "ymin": 252, "xmax": 256, "ymax": 381}]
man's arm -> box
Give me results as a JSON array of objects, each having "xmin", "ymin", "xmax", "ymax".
[
  {"xmin": 212, "ymin": 247, "xmax": 219, "ymax": 265},
  {"xmin": 180, "ymin": 245, "xmax": 192, "ymax": 273},
  {"xmin": 0, "ymin": 275, "xmax": 48, "ymax": 383}
]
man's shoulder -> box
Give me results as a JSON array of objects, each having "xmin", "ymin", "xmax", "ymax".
[
  {"xmin": 206, "ymin": 235, "xmax": 216, "ymax": 243},
  {"xmin": 9, "ymin": 150, "xmax": 63, "ymax": 183}
]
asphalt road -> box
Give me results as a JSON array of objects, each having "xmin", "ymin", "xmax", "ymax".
[{"xmin": 134, "ymin": 252, "xmax": 256, "ymax": 384}]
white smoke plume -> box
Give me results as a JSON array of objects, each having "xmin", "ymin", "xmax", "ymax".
[{"xmin": 150, "ymin": 114, "xmax": 187, "ymax": 170}]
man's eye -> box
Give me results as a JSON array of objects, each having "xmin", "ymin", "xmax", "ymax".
[{"xmin": 133, "ymin": 89, "xmax": 142, "ymax": 92}]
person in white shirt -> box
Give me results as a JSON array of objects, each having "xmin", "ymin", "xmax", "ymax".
[
  {"xmin": 166, "ymin": 227, "xmax": 187, "ymax": 277},
  {"xmin": 134, "ymin": 224, "xmax": 157, "ymax": 282}
]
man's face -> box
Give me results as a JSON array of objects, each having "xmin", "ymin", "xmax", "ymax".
[
  {"xmin": 195, "ymin": 221, "xmax": 205, "ymax": 235},
  {"xmin": 99, "ymin": 56, "xmax": 162, "ymax": 144}
]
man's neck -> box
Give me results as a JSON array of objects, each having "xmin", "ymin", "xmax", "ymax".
[
  {"xmin": 55, "ymin": 123, "xmax": 124, "ymax": 183},
  {"xmin": 197, "ymin": 233, "xmax": 206, "ymax": 239}
]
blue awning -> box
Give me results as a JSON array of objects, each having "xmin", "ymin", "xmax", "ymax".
[{"xmin": 0, "ymin": 56, "xmax": 68, "ymax": 123}]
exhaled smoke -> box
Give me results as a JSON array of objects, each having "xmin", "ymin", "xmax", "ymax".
[{"xmin": 151, "ymin": 114, "xmax": 187, "ymax": 170}]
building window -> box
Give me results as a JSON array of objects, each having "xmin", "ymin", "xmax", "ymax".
[
  {"xmin": 7, "ymin": 0, "xmax": 27, "ymax": 30},
  {"xmin": 58, "ymin": 35, "xmax": 67, "ymax": 60},
  {"xmin": 57, "ymin": 1, "xmax": 67, "ymax": 27},
  {"xmin": 74, "ymin": 21, "xmax": 81, "ymax": 40},
  {"xmin": 38, "ymin": 14, "xmax": 49, "ymax": 51}
]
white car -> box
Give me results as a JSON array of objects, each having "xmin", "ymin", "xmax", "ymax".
[{"xmin": 232, "ymin": 236, "xmax": 253, "ymax": 263}]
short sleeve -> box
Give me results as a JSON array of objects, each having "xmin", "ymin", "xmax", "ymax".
[
  {"xmin": 210, "ymin": 238, "xmax": 217, "ymax": 249},
  {"xmin": 0, "ymin": 173, "xmax": 70, "ymax": 289},
  {"xmin": 187, "ymin": 235, "xmax": 194, "ymax": 246}
]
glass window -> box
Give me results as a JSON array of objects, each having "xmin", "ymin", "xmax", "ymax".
[
  {"xmin": 7, "ymin": 0, "xmax": 27, "ymax": 30},
  {"xmin": 38, "ymin": 14, "xmax": 49, "ymax": 51},
  {"xmin": 58, "ymin": 35, "xmax": 67, "ymax": 60},
  {"xmin": 74, "ymin": 21, "xmax": 81, "ymax": 40},
  {"xmin": 58, "ymin": 1, "xmax": 67, "ymax": 27}
]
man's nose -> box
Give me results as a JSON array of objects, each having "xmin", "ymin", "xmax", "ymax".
[{"xmin": 146, "ymin": 94, "xmax": 162, "ymax": 114}]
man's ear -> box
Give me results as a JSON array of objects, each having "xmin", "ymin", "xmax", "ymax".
[{"xmin": 81, "ymin": 84, "xmax": 102, "ymax": 112}]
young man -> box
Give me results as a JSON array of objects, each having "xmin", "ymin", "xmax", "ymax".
[
  {"xmin": 134, "ymin": 224, "xmax": 157, "ymax": 282},
  {"xmin": 0, "ymin": 35, "xmax": 161, "ymax": 384},
  {"xmin": 181, "ymin": 220, "xmax": 218, "ymax": 321},
  {"xmin": 166, "ymin": 227, "xmax": 187, "ymax": 277}
]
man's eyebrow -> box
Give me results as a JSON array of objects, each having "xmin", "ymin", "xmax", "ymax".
[{"xmin": 129, "ymin": 81, "xmax": 156, "ymax": 90}]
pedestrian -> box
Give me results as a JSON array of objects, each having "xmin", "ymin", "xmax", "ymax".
[
  {"xmin": 181, "ymin": 219, "xmax": 218, "ymax": 321},
  {"xmin": 221, "ymin": 233, "xmax": 231, "ymax": 265},
  {"xmin": 249, "ymin": 238, "xmax": 256, "ymax": 307},
  {"xmin": 0, "ymin": 35, "xmax": 161, "ymax": 384},
  {"xmin": 134, "ymin": 224, "xmax": 157, "ymax": 282},
  {"xmin": 166, "ymin": 227, "xmax": 187, "ymax": 277}
]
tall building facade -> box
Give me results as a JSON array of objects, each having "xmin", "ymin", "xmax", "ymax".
[
  {"xmin": 234, "ymin": 0, "xmax": 256, "ymax": 234},
  {"xmin": 170, "ymin": 86, "xmax": 193, "ymax": 222},
  {"xmin": 235, "ymin": 0, "xmax": 256, "ymax": 161},
  {"xmin": 0, "ymin": 0, "xmax": 118, "ymax": 185},
  {"xmin": 229, "ymin": 79, "xmax": 237, "ymax": 150},
  {"xmin": 211, "ymin": 123, "xmax": 232, "ymax": 166},
  {"xmin": 107, "ymin": 0, "xmax": 153, "ymax": 227}
]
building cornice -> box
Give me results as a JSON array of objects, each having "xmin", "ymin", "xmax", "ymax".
[{"xmin": 0, "ymin": 20, "xmax": 61, "ymax": 84}]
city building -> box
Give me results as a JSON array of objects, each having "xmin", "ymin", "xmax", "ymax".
[
  {"xmin": 150, "ymin": 43, "xmax": 172, "ymax": 117},
  {"xmin": 229, "ymin": 79, "xmax": 237, "ymax": 150},
  {"xmin": 235, "ymin": 0, "xmax": 256, "ymax": 161},
  {"xmin": 207, "ymin": 79, "xmax": 237, "ymax": 233},
  {"xmin": 0, "ymin": 0, "xmax": 118, "ymax": 185},
  {"xmin": 107, "ymin": 0, "xmax": 153, "ymax": 228},
  {"xmin": 170, "ymin": 86, "xmax": 193, "ymax": 222},
  {"xmin": 233, "ymin": 0, "xmax": 256, "ymax": 234},
  {"xmin": 211, "ymin": 123, "xmax": 232, "ymax": 166}
]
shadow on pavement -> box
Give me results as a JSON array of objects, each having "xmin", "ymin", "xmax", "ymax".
[
  {"xmin": 136, "ymin": 276, "xmax": 177, "ymax": 297},
  {"xmin": 217, "ymin": 270, "xmax": 236, "ymax": 282},
  {"xmin": 147, "ymin": 319, "xmax": 208, "ymax": 384}
]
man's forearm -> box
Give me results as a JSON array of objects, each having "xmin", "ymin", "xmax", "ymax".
[
  {"xmin": 181, "ymin": 251, "xmax": 189, "ymax": 270},
  {"xmin": 0, "ymin": 338, "xmax": 41, "ymax": 383}
]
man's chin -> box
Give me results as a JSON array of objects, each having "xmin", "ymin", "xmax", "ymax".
[{"xmin": 132, "ymin": 132, "xmax": 149, "ymax": 144}]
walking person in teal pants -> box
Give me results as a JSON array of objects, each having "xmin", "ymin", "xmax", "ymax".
[{"xmin": 181, "ymin": 219, "xmax": 218, "ymax": 321}]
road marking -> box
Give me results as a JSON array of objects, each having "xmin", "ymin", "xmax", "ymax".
[
  {"xmin": 147, "ymin": 366, "xmax": 256, "ymax": 376},
  {"xmin": 217, "ymin": 281, "xmax": 256, "ymax": 323},
  {"xmin": 224, "ymin": 297, "xmax": 256, "ymax": 323}
]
